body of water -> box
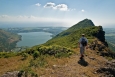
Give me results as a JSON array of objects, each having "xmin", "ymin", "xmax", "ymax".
[{"xmin": 17, "ymin": 32, "xmax": 52, "ymax": 47}]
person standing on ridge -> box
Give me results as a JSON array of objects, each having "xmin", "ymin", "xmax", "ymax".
[{"xmin": 79, "ymin": 34, "xmax": 88, "ymax": 59}]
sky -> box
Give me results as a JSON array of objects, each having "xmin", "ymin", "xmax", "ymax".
[{"xmin": 0, "ymin": 0, "xmax": 115, "ymax": 28}]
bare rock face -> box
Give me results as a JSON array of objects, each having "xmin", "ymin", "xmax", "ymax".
[
  {"xmin": 1, "ymin": 71, "xmax": 19, "ymax": 77},
  {"xmin": 96, "ymin": 60, "xmax": 115, "ymax": 77}
]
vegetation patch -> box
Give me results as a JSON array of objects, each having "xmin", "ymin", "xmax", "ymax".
[
  {"xmin": 23, "ymin": 45, "xmax": 73, "ymax": 58},
  {"xmin": 0, "ymin": 52, "xmax": 18, "ymax": 58}
]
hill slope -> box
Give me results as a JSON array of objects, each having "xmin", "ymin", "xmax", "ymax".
[
  {"xmin": 56, "ymin": 19, "xmax": 95, "ymax": 37},
  {"xmin": 0, "ymin": 29, "xmax": 21, "ymax": 51},
  {"xmin": 44, "ymin": 19, "xmax": 114, "ymax": 58},
  {"xmin": 44, "ymin": 19, "xmax": 107, "ymax": 49}
]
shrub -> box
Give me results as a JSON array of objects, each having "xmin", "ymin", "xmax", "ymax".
[
  {"xmin": 22, "ymin": 45, "xmax": 73, "ymax": 58},
  {"xmin": 33, "ymin": 51, "xmax": 40, "ymax": 59},
  {"xmin": 19, "ymin": 67, "xmax": 38, "ymax": 77},
  {"xmin": 21, "ymin": 53, "xmax": 28, "ymax": 60},
  {"xmin": 0, "ymin": 52, "xmax": 17, "ymax": 58},
  {"xmin": 55, "ymin": 52, "xmax": 69, "ymax": 58},
  {"xmin": 35, "ymin": 45, "xmax": 73, "ymax": 57}
]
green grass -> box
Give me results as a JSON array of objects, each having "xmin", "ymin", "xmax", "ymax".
[
  {"xmin": 44, "ymin": 26, "xmax": 103, "ymax": 48},
  {"xmin": 0, "ymin": 52, "xmax": 18, "ymax": 58}
]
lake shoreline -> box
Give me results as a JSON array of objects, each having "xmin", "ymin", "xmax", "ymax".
[{"xmin": 17, "ymin": 32, "xmax": 52, "ymax": 47}]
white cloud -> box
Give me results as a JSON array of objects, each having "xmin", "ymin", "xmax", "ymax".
[
  {"xmin": 0, "ymin": 15, "xmax": 76, "ymax": 27},
  {"xmin": 0, "ymin": 15, "xmax": 9, "ymax": 18},
  {"xmin": 44, "ymin": 2, "xmax": 71, "ymax": 11},
  {"xmin": 35, "ymin": 2, "xmax": 76, "ymax": 11},
  {"xmin": 81, "ymin": 9, "xmax": 85, "ymax": 12},
  {"xmin": 70, "ymin": 8, "xmax": 76, "ymax": 11},
  {"xmin": 54, "ymin": 4, "xmax": 68, "ymax": 11},
  {"xmin": 44, "ymin": 2, "xmax": 55, "ymax": 8},
  {"xmin": 35, "ymin": 3, "xmax": 41, "ymax": 6},
  {"xmin": 0, "ymin": 15, "xmax": 74, "ymax": 22}
]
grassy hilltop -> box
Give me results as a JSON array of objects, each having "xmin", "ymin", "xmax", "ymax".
[
  {"xmin": 55, "ymin": 19, "xmax": 95, "ymax": 37},
  {"xmin": 0, "ymin": 19, "xmax": 115, "ymax": 77}
]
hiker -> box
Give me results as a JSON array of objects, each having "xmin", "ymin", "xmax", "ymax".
[{"xmin": 79, "ymin": 34, "xmax": 88, "ymax": 59}]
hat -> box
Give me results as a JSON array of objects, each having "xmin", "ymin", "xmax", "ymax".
[{"xmin": 82, "ymin": 34, "xmax": 85, "ymax": 36}]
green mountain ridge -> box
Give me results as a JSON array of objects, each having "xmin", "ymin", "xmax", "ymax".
[
  {"xmin": 55, "ymin": 19, "xmax": 95, "ymax": 37},
  {"xmin": 42, "ymin": 19, "xmax": 115, "ymax": 59},
  {"xmin": 44, "ymin": 19, "xmax": 107, "ymax": 49}
]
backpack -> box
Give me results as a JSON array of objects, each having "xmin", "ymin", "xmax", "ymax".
[{"xmin": 81, "ymin": 38, "xmax": 87, "ymax": 46}]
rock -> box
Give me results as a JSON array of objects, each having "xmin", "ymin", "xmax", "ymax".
[
  {"xmin": 89, "ymin": 57, "xmax": 95, "ymax": 60},
  {"xmin": 1, "ymin": 71, "xmax": 19, "ymax": 77},
  {"xmin": 96, "ymin": 60, "xmax": 115, "ymax": 77},
  {"xmin": 53, "ymin": 64, "xmax": 57, "ymax": 67}
]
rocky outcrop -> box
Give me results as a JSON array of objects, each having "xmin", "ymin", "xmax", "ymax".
[
  {"xmin": 92, "ymin": 26, "xmax": 108, "ymax": 47},
  {"xmin": 89, "ymin": 40, "xmax": 106, "ymax": 51},
  {"xmin": 93, "ymin": 26, "xmax": 105, "ymax": 42},
  {"xmin": 89, "ymin": 40, "xmax": 115, "ymax": 58},
  {"xmin": 100, "ymin": 51, "xmax": 115, "ymax": 58},
  {"xmin": 96, "ymin": 60, "xmax": 115, "ymax": 77},
  {"xmin": 88, "ymin": 26, "xmax": 115, "ymax": 59}
]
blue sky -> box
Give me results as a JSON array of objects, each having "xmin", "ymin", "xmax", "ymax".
[{"xmin": 0, "ymin": 0, "xmax": 115, "ymax": 28}]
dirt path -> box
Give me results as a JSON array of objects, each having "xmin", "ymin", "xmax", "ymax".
[{"xmin": 40, "ymin": 49, "xmax": 107, "ymax": 77}]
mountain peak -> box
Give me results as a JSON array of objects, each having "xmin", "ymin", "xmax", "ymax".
[
  {"xmin": 70, "ymin": 18, "xmax": 95, "ymax": 29},
  {"xmin": 56, "ymin": 19, "xmax": 95, "ymax": 37}
]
